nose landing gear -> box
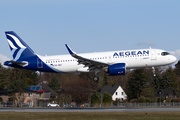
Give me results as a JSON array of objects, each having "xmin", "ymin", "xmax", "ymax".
[{"xmin": 152, "ymin": 67, "xmax": 156, "ymax": 76}]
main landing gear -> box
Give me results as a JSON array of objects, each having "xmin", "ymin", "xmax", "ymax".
[
  {"xmin": 93, "ymin": 76, "xmax": 99, "ymax": 82},
  {"xmin": 93, "ymin": 68, "xmax": 101, "ymax": 82}
]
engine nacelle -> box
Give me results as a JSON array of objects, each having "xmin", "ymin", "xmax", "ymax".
[{"xmin": 108, "ymin": 63, "xmax": 126, "ymax": 76}]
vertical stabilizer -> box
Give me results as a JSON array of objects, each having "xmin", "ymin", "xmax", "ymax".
[{"xmin": 5, "ymin": 31, "xmax": 35, "ymax": 61}]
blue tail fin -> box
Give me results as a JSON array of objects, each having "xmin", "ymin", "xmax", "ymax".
[
  {"xmin": 4, "ymin": 31, "xmax": 64, "ymax": 73},
  {"xmin": 5, "ymin": 31, "xmax": 35, "ymax": 61}
]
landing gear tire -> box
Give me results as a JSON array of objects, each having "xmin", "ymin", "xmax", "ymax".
[{"xmin": 93, "ymin": 76, "xmax": 99, "ymax": 82}]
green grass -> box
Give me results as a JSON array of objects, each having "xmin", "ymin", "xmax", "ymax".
[{"xmin": 0, "ymin": 112, "xmax": 180, "ymax": 120}]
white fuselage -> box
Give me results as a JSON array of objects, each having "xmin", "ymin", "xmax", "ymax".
[{"xmin": 38, "ymin": 48, "xmax": 177, "ymax": 73}]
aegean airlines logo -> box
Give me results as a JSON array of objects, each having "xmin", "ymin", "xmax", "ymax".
[
  {"xmin": 113, "ymin": 50, "xmax": 149, "ymax": 57},
  {"xmin": 7, "ymin": 34, "xmax": 26, "ymax": 60}
]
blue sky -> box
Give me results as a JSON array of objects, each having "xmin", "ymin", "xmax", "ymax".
[{"xmin": 0, "ymin": 0, "xmax": 180, "ymax": 64}]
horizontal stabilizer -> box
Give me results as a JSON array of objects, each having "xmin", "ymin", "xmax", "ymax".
[{"xmin": 4, "ymin": 60, "xmax": 28, "ymax": 67}]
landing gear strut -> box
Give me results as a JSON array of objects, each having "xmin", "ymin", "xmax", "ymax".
[{"xmin": 93, "ymin": 68, "xmax": 101, "ymax": 82}]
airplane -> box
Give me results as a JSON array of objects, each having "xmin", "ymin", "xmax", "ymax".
[{"xmin": 4, "ymin": 31, "xmax": 177, "ymax": 82}]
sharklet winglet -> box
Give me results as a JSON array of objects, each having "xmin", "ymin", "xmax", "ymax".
[{"xmin": 65, "ymin": 44, "xmax": 76, "ymax": 56}]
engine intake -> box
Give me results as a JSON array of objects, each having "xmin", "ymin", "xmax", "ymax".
[{"xmin": 108, "ymin": 63, "xmax": 126, "ymax": 76}]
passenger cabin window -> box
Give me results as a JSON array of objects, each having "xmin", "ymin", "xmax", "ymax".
[{"xmin": 161, "ymin": 52, "xmax": 170, "ymax": 56}]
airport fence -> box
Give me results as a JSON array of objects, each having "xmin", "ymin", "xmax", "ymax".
[
  {"xmin": 106, "ymin": 102, "xmax": 180, "ymax": 108},
  {"xmin": 0, "ymin": 102, "xmax": 15, "ymax": 108},
  {"xmin": 114, "ymin": 102, "xmax": 180, "ymax": 107},
  {"xmin": 88, "ymin": 102, "xmax": 180, "ymax": 108},
  {"xmin": 1, "ymin": 102, "xmax": 180, "ymax": 108}
]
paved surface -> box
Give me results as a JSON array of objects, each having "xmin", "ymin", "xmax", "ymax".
[{"xmin": 1, "ymin": 107, "xmax": 180, "ymax": 112}]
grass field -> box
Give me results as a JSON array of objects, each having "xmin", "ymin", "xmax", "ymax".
[{"xmin": 0, "ymin": 112, "xmax": 180, "ymax": 120}]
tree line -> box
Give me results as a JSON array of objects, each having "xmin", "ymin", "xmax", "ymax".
[{"xmin": 0, "ymin": 61, "xmax": 180, "ymax": 104}]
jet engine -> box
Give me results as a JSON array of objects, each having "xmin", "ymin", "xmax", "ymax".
[{"xmin": 108, "ymin": 63, "xmax": 126, "ymax": 76}]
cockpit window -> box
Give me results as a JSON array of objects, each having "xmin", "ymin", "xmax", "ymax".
[{"xmin": 161, "ymin": 52, "xmax": 170, "ymax": 56}]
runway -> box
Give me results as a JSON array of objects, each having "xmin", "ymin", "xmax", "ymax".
[{"xmin": 1, "ymin": 107, "xmax": 180, "ymax": 112}]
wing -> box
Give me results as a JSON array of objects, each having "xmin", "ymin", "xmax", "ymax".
[{"xmin": 65, "ymin": 44, "xmax": 108, "ymax": 70}]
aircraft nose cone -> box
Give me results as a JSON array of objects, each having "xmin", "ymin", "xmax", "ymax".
[{"xmin": 171, "ymin": 56, "xmax": 177, "ymax": 63}]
